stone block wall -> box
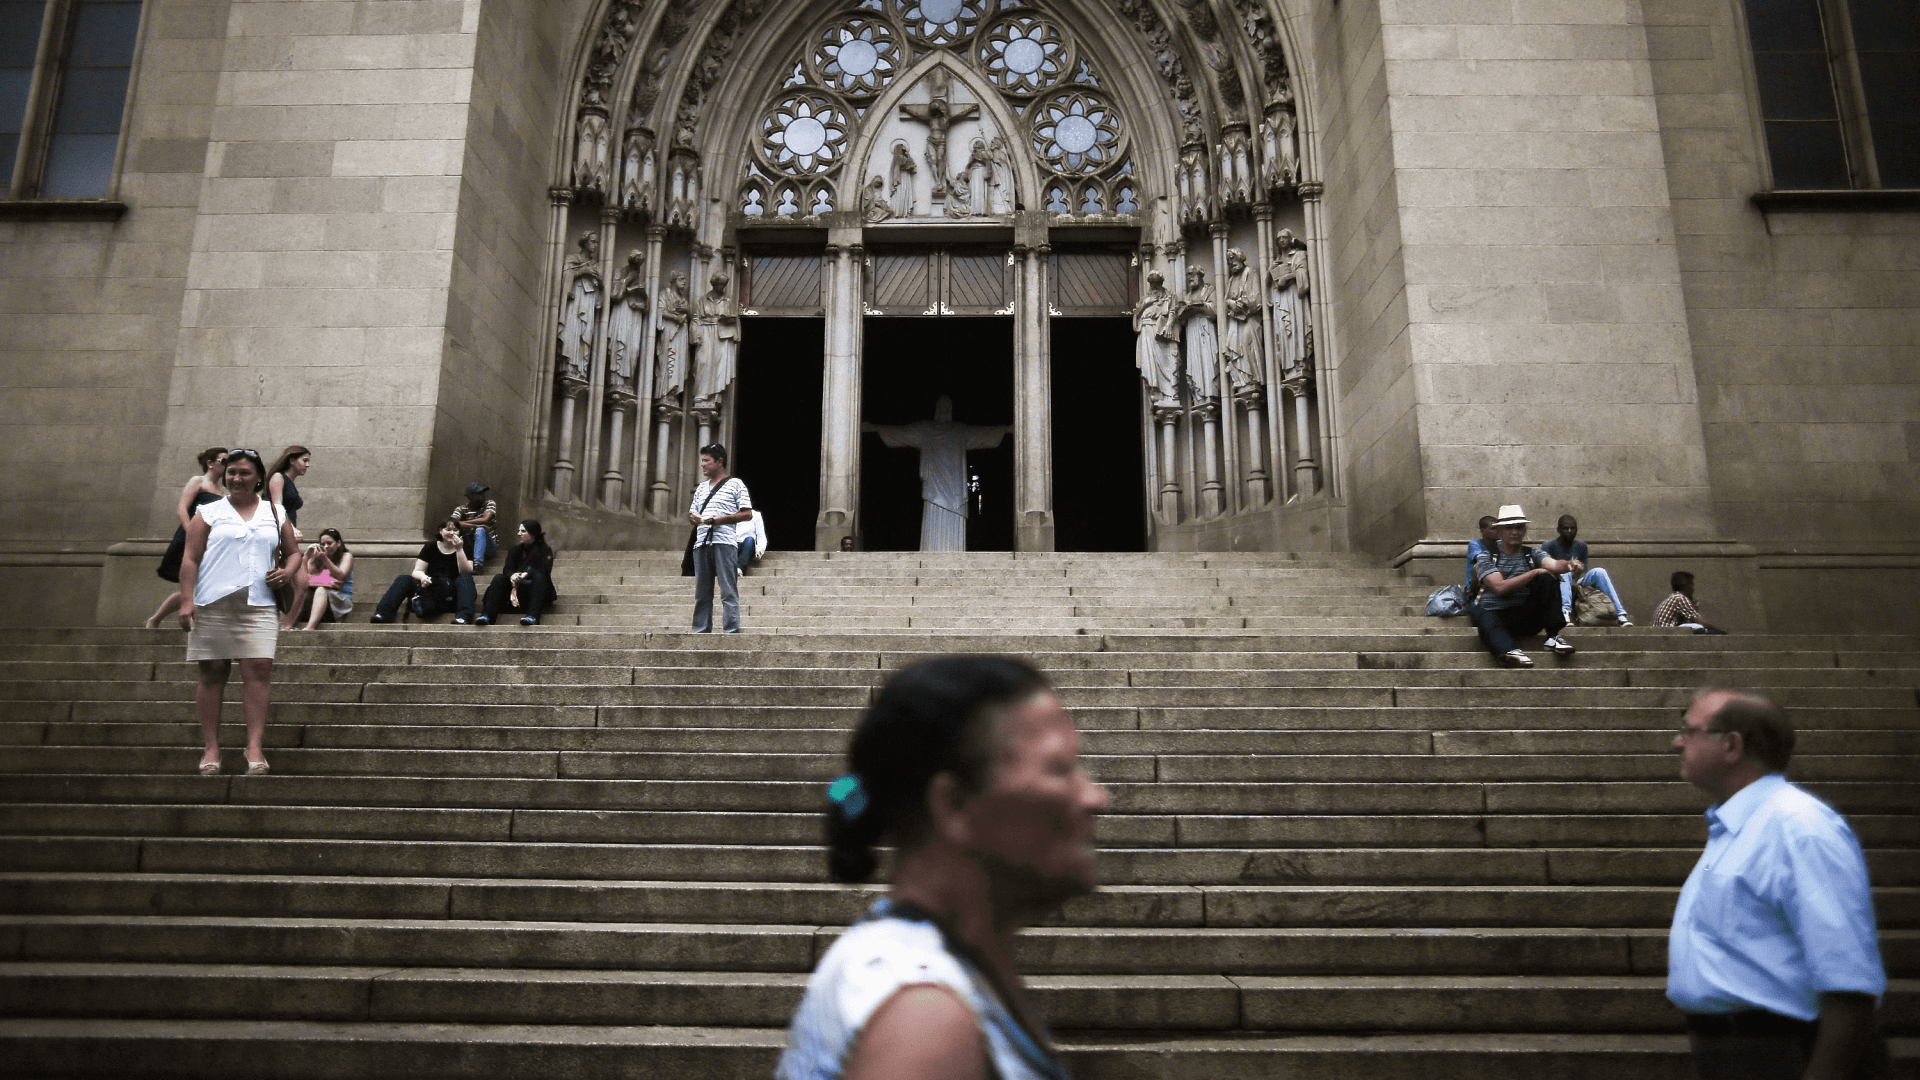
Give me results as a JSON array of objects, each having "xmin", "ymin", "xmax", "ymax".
[
  {"xmin": 149, "ymin": 0, "xmax": 485, "ymax": 542},
  {"xmin": 1642, "ymin": 0, "xmax": 1920, "ymax": 550}
]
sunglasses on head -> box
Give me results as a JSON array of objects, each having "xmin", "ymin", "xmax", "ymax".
[{"xmin": 224, "ymin": 450, "xmax": 262, "ymax": 462}]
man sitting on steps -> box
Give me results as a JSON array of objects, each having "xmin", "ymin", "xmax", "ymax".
[
  {"xmin": 1469, "ymin": 504, "xmax": 1579, "ymax": 668},
  {"xmin": 1541, "ymin": 513, "xmax": 1632, "ymax": 626}
]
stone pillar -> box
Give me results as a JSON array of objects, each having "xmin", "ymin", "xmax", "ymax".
[
  {"xmin": 532, "ymin": 188, "xmax": 573, "ymax": 502},
  {"xmin": 1297, "ymin": 183, "xmax": 1327, "ymax": 498},
  {"xmin": 601, "ymin": 398, "xmax": 630, "ymax": 506},
  {"xmin": 628, "ymin": 225, "xmax": 667, "ymax": 514},
  {"xmin": 1210, "ymin": 223, "xmax": 1240, "ymax": 515},
  {"xmin": 582, "ymin": 207, "xmax": 620, "ymax": 503},
  {"xmin": 1251, "ymin": 203, "xmax": 1282, "ymax": 504},
  {"xmin": 816, "ymin": 230, "xmax": 863, "ymax": 550},
  {"xmin": 1013, "ymin": 232, "xmax": 1054, "ymax": 552}
]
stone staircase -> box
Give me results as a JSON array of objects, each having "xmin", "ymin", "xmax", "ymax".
[{"xmin": 0, "ymin": 550, "xmax": 1915, "ymax": 1078}]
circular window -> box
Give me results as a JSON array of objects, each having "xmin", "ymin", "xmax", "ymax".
[
  {"xmin": 811, "ymin": 18, "xmax": 898, "ymax": 97},
  {"xmin": 759, "ymin": 91, "xmax": 852, "ymax": 175},
  {"xmin": 979, "ymin": 16, "xmax": 1068, "ymax": 95},
  {"xmin": 892, "ymin": 0, "xmax": 984, "ymax": 47},
  {"xmin": 1032, "ymin": 91, "xmax": 1122, "ymax": 174}
]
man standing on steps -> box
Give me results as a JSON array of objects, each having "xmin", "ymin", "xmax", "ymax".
[
  {"xmin": 1668, "ymin": 688, "xmax": 1889, "ymax": 1079},
  {"xmin": 1468, "ymin": 504, "xmax": 1579, "ymax": 668},
  {"xmin": 687, "ymin": 444, "xmax": 753, "ymax": 634}
]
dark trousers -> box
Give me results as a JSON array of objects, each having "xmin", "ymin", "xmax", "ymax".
[
  {"xmin": 691, "ymin": 542, "xmax": 739, "ymax": 633},
  {"xmin": 374, "ymin": 574, "xmax": 475, "ymax": 622},
  {"xmin": 1468, "ymin": 575, "xmax": 1566, "ymax": 656},
  {"xmin": 1686, "ymin": 1011, "xmax": 1890, "ymax": 1079},
  {"xmin": 482, "ymin": 570, "xmax": 555, "ymax": 621}
]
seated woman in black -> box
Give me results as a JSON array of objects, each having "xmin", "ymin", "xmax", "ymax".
[
  {"xmin": 369, "ymin": 518, "xmax": 477, "ymax": 624},
  {"xmin": 479, "ymin": 519, "xmax": 556, "ymax": 626}
]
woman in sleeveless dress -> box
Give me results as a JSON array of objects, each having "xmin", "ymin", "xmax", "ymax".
[
  {"xmin": 778, "ymin": 657, "xmax": 1108, "ymax": 1080},
  {"xmin": 146, "ymin": 447, "xmax": 229, "ymax": 628},
  {"xmin": 178, "ymin": 450, "xmax": 298, "ymax": 775},
  {"xmin": 267, "ymin": 445, "xmax": 310, "ymax": 529}
]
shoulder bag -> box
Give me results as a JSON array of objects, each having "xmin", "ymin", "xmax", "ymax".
[{"xmin": 680, "ymin": 479, "xmax": 732, "ymax": 577}]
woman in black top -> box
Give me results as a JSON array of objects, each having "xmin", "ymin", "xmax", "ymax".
[
  {"xmin": 369, "ymin": 518, "xmax": 477, "ymax": 624},
  {"xmin": 267, "ymin": 445, "xmax": 309, "ymax": 528},
  {"xmin": 479, "ymin": 519, "xmax": 557, "ymax": 626},
  {"xmin": 147, "ymin": 446, "xmax": 229, "ymax": 627}
]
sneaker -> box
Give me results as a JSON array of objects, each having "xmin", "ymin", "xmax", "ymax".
[
  {"xmin": 408, "ymin": 596, "xmax": 425, "ymax": 617},
  {"xmin": 451, "ymin": 618, "xmax": 469, "ymax": 625},
  {"xmin": 1617, "ymin": 615, "xmax": 1634, "ymax": 627},
  {"xmin": 475, "ymin": 616, "xmax": 490, "ymax": 626},
  {"xmin": 1502, "ymin": 650, "xmax": 1534, "ymax": 668},
  {"xmin": 368, "ymin": 613, "xmax": 390, "ymax": 624},
  {"xmin": 1544, "ymin": 636, "xmax": 1576, "ymax": 655},
  {"xmin": 520, "ymin": 616, "xmax": 538, "ymax": 626}
]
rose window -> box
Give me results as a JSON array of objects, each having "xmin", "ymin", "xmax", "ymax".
[
  {"xmin": 1032, "ymin": 91, "xmax": 1122, "ymax": 174},
  {"xmin": 890, "ymin": 0, "xmax": 984, "ymax": 47},
  {"xmin": 811, "ymin": 18, "xmax": 898, "ymax": 97},
  {"xmin": 979, "ymin": 16, "xmax": 1068, "ymax": 95},
  {"xmin": 758, "ymin": 92, "xmax": 852, "ymax": 175}
]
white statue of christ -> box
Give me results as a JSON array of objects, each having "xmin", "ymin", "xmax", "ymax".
[{"xmin": 864, "ymin": 395, "xmax": 1011, "ymax": 552}]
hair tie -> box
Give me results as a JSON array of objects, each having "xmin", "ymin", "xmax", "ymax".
[{"xmin": 828, "ymin": 774, "xmax": 868, "ymax": 820}]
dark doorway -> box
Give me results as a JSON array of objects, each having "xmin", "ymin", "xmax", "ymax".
[
  {"xmin": 861, "ymin": 318, "xmax": 1015, "ymax": 551},
  {"xmin": 1052, "ymin": 318, "xmax": 1145, "ymax": 551},
  {"xmin": 734, "ymin": 317, "xmax": 823, "ymax": 552}
]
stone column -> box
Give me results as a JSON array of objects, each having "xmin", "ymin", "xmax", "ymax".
[
  {"xmin": 534, "ymin": 188, "xmax": 573, "ymax": 500},
  {"xmin": 1013, "ymin": 233, "xmax": 1054, "ymax": 552},
  {"xmin": 1248, "ymin": 204, "xmax": 1280, "ymax": 505},
  {"xmin": 583, "ymin": 207, "xmax": 620, "ymax": 504},
  {"xmin": 816, "ymin": 230, "xmax": 863, "ymax": 550},
  {"xmin": 1296, "ymin": 182, "xmax": 1326, "ymax": 498},
  {"xmin": 628, "ymin": 225, "xmax": 666, "ymax": 514},
  {"xmin": 1210, "ymin": 223, "xmax": 1240, "ymax": 515}
]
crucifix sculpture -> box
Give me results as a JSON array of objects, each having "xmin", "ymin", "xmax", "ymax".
[{"xmin": 899, "ymin": 68, "xmax": 978, "ymax": 201}]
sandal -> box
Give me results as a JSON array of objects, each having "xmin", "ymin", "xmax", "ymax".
[
  {"xmin": 198, "ymin": 760, "xmax": 221, "ymax": 776},
  {"xmin": 244, "ymin": 759, "xmax": 270, "ymax": 776}
]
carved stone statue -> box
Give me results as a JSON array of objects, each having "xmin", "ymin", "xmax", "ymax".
[
  {"xmin": 964, "ymin": 138, "xmax": 990, "ymax": 216},
  {"xmin": 987, "ymin": 135, "xmax": 1014, "ymax": 214},
  {"xmin": 1222, "ymin": 248, "xmax": 1263, "ymax": 392},
  {"xmin": 1134, "ymin": 270, "xmax": 1180, "ymax": 410},
  {"xmin": 620, "ymin": 127, "xmax": 655, "ymax": 211},
  {"xmin": 899, "ymin": 68, "xmax": 978, "ymax": 201},
  {"xmin": 557, "ymin": 231, "xmax": 601, "ymax": 384},
  {"xmin": 607, "ymin": 250, "xmax": 647, "ymax": 393},
  {"xmin": 574, "ymin": 109, "xmax": 611, "ymax": 194},
  {"xmin": 862, "ymin": 175, "xmax": 891, "ymax": 223},
  {"xmin": 888, "ymin": 141, "xmax": 917, "ymax": 217},
  {"xmin": 691, "ymin": 269, "xmax": 740, "ymax": 410},
  {"xmin": 864, "ymin": 395, "xmax": 1010, "ymax": 552},
  {"xmin": 1182, "ymin": 265, "xmax": 1218, "ymax": 401},
  {"xmin": 1270, "ymin": 229, "xmax": 1312, "ymax": 384},
  {"xmin": 945, "ymin": 171, "xmax": 973, "ymax": 218},
  {"xmin": 656, "ymin": 269, "xmax": 689, "ymax": 402}
]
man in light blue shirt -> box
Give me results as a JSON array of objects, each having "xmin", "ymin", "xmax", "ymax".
[{"xmin": 1668, "ymin": 688, "xmax": 1888, "ymax": 1079}]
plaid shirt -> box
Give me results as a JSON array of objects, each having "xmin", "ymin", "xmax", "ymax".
[{"xmin": 1654, "ymin": 591, "xmax": 1703, "ymax": 627}]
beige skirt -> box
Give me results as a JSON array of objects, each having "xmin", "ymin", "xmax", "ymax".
[{"xmin": 187, "ymin": 589, "xmax": 279, "ymax": 661}]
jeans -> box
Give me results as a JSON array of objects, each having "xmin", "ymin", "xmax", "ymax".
[
  {"xmin": 1469, "ymin": 575, "xmax": 1567, "ymax": 657},
  {"xmin": 691, "ymin": 542, "xmax": 739, "ymax": 633},
  {"xmin": 482, "ymin": 570, "xmax": 554, "ymax": 621},
  {"xmin": 738, "ymin": 536, "xmax": 756, "ymax": 573},
  {"xmin": 1560, "ymin": 566, "xmax": 1626, "ymax": 618},
  {"xmin": 374, "ymin": 573, "xmax": 475, "ymax": 622},
  {"xmin": 465, "ymin": 528, "xmax": 492, "ymax": 567}
]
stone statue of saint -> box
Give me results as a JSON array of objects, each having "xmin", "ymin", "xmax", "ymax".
[
  {"xmin": 1222, "ymin": 248, "xmax": 1263, "ymax": 392},
  {"xmin": 691, "ymin": 269, "xmax": 741, "ymax": 410},
  {"xmin": 557, "ymin": 231, "xmax": 601, "ymax": 384},
  {"xmin": 945, "ymin": 171, "xmax": 972, "ymax": 219},
  {"xmin": 607, "ymin": 250, "xmax": 647, "ymax": 393},
  {"xmin": 862, "ymin": 175, "xmax": 891, "ymax": 223},
  {"xmin": 864, "ymin": 395, "xmax": 1010, "ymax": 552},
  {"xmin": 888, "ymin": 141, "xmax": 917, "ymax": 217},
  {"xmin": 987, "ymin": 136, "xmax": 1014, "ymax": 214},
  {"xmin": 1135, "ymin": 271, "xmax": 1180, "ymax": 409},
  {"xmin": 1270, "ymin": 230, "xmax": 1312, "ymax": 384},
  {"xmin": 656, "ymin": 269, "xmax": 689, "ymax": 402},
  {"xmin": 965, "ymin": 138, "xmax": 990, "ymax": 216},
  {"xmin": 1182, "ymin": 265, "xmax": 1219, "ymax": 401}
]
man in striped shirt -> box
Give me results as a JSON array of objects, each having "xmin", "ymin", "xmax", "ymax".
[{"xmin": 687, "ymin": 443, "xmax": 753, "ymax": 634}]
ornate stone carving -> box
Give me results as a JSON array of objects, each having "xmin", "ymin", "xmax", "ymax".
[
  {"xmin": 672, "ymin": 0, "xmax": 768, "ymax": 153},
  {"xmin": 890, "ymin": 0, "xmax": 985, "ymax": 48},
  {"xmin": 1032, "ymin": 90, "xmax": 1123, "ymax": 174},
  {"xmin": 666, "ymin": 151, "xmax": 701, "ymax": 227},
  {"xmin": 861, "ymin": 174, "xmax": 891, "ymax": 222},
  {"xmin": 900, "ymin": 68, "xmax": 978, "ymax": 200},
  {"xmin": 962, "ymin": 138, "xmax": 991, "ymax": 216},
  {"xmin": 574, "ymin": 104, "xmax": 611, "ymax": 195},
  {"xmin": 1222, "ymin": 248, "xmax": 1262, "ymax": 392},
  {"xmin": 557, "ymin": 232, "xmax": 601, "ymax": 386},
  {"xmin": 1178, "ymin": 148, "xmax": 1212, "ymax": 224},
  {"xmin": 1115, "ymin": 0, "xmax": 1207, "ymax": 150},
  {"xmin": 812, "ymin": 16, "xmax": 898, "ymax": 97},
  {"xmin": 979, "ymin": 14, "xmax": 1069, "ymax": 96},
  {"xmin": 1135, "ymin": 270, "xmax": 1181, "ymax": 409},
  {"xmin": 758, "ymin": 91, "xmax": 852, "ymax": 176},
  {"xmin": 1261, "ymin": 107, "xmax": 1298, "ymax": 190},
  {"xmin": 621, "ymin": 126, "xmax": 655, "ymax": 212},
  {"xmin": 1270, "ymin": 229, "xmax": 1313, "ymax": 387},
  {"xmin": 1218, "ymin": 125, "xmax": 1252, "ymax": 206},
  {"xmin": 656, "ymin": 270, "xmax": 689, "ymax": 402},
  {"xmin": 987, "ymin": 135, "xmax": 1015, "ymax": 214},
  {"xmin": 887, "ymin": 140, "xmax": 917, "ymax": 216},
  {"xmin": 691, "ymin": 270, "xmax": 741, "ymax": 411},
  {"xmin": 608, "ymin": 251, "xmax": 648, "ymax": 396},
  {"xmin": 1181, "ymin": 265, "xmax": 1218, "ymax": 401}
]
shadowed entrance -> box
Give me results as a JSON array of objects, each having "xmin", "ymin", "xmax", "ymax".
[
  {"xmin": 1052, "ymin": 317, "xmax": 1146, "ymax": 551},
  {"xmin": 734, "ymin": 318, "xmax": 823, "ymax": 552}
]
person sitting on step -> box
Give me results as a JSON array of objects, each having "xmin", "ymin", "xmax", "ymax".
[
  {"xmin": 478, "ymin": 519, "xmax": 556, "ymax": 626},
  {"xmin": 1655, "ymin": 570, "xmax": 1729, "ymax": 635},
  {"xmin": 451, "ymin": 481, "xmax": 497, "ymax": 568},
  {"xmin": 1541, "ymin": 514, "xmax": 1632, "ymax": 626},
  {"xmin": 1469, "ymin": 504, "xmax": 1579, "ymax": 668},
  {"xmin": 369, "ymin": 518, "xmax": 477, "ymax": 624},
  {"xmin": 778, "ymin": 656, "xmax": 1106, "ymax": 1080},
  {"xmin": 1465, "ymin": 514, "xmax": 1497, "ymax": 594},
  {"xmin": 284, "ymin": 528, "xmax": 354, "ymax": 630}
]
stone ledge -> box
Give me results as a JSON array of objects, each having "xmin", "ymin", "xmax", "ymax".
[
  {"xmin": 1391, "ymin": 539, "xmax": 1756, "ymax": 569},
  {"xmin": 1750, "ymin": 189, "xmax": 1920, "ymax": 214},
  {"xmin": 0, "ymin": 199, "xmax": 129, "ymax": 222}
]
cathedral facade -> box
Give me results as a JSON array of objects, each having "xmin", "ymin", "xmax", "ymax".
[{"xmin": 1, "ymin": 0, "xmax": 1915, "ymax": 629}]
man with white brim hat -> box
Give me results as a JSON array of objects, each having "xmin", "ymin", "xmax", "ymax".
[{"xmin": 1468, "ymin": 504, "xmax": 1581, "ymax": 667}]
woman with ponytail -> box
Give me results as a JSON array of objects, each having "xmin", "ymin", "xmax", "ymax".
[{"xmin": 778, "ymin": 656, "xmax": 1107, "ymax": 1080}]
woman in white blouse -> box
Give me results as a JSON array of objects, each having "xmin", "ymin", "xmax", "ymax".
[{"xmin": 177, "ymin": 449, "xmax": 299, "ymax": 775}]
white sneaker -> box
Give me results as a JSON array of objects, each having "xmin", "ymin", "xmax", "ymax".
[
  {"xmin": 1502, "ymin": 650, "xmax": 1534, "ymax": 668},
  {"xmin": 1544, "ymin": 636, "xmax": 1576, "ymax": 655},
  {"xmin": 1617, "ymin": 615, "xmax": 1633, "ymax": 627}
]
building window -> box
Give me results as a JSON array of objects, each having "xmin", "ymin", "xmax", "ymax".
[
  {"xmin": 1743, "ymin": 0, "xmax": 1919, "ymax": 189},
  {"xmin": 2, "ymin": 0, "xmax": 144, "ymax": 200}
]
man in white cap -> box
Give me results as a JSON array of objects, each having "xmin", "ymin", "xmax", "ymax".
[{"xmin": 1468, "ymin": 504, "xmax": 1580, "ymax": 667}]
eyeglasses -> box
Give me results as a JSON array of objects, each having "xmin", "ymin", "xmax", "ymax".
[{"xmin": 1675, "ymin": 724, "xmax": 1727, "ymax": 740}]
